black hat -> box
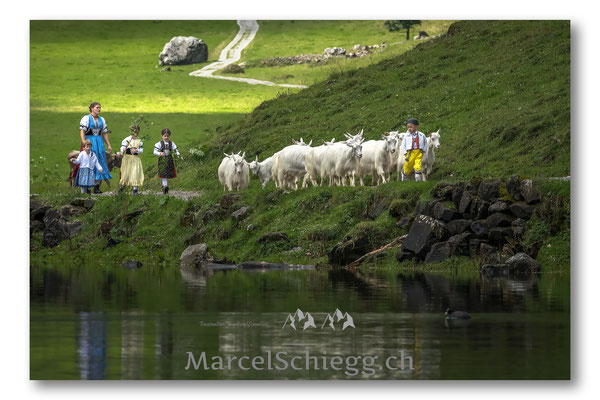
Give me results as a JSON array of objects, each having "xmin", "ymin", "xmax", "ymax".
[{"xmin": 406, "ymin": 118, "xmax": 419, "ymax": 125}]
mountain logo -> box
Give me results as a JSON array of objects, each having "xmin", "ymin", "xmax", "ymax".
[
  {"xmin": 321, "ymin": 308, "xmax": 355, "ymax": 331},
  {"xmin": 281, "ymin": 309, "xmax": 317, "ymax": 330}
]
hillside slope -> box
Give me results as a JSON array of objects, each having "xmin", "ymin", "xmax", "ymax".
[{"xmin": 207, "ymin": 20, "xmax": 570, "ymax": 179}]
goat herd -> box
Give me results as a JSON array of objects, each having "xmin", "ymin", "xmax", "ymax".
[{"xmin": 218, "ymin": 129, "xmax": 442, "ymax": 191}]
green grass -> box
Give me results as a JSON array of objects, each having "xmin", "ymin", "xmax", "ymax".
[{"xmin": 219, "ymin": 20, "xmax": 454, "ymax": 86}]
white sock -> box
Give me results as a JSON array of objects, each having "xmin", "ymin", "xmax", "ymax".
[
  {"xmin": 162, "ymin": 178, "xmax": 168, "ymax": 187},
  {"xmin": 80, "ymin": 187, "xmax": 85, "ymax": 193}
]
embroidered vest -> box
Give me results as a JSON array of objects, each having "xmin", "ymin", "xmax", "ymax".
[
  {"xmin": 411, "ymin": 134, "xmax": 420, "ymax": 150},
  {"xmin": 86, "ymin": 114, "xmax": 104, "ymax": 136}
]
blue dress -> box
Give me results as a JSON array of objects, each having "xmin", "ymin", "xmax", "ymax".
[{"xmin": 78, "ymin": 114, "xmax": 113, "ymax": 181}]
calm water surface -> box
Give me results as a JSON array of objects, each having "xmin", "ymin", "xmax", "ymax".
[{"xmin": 30, "ymin": 263, "xmax": 570, "ymax": 379}]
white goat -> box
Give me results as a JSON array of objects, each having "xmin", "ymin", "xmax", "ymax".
[
  {"xmin": 218, "ymin": 152, "xmax": 250, "ymax": 191},
  {"xmin": 271, "ymin": 138, "xmax": 313, "ymax": 190},
  {"xmin": 357, "ymin": 133, "xmax": 398, "ymax": 186},
  {"xmin": 248, "ymin": 156, "xmax": 273, "ymax": 189},
  {"xmin": 319, "ymin": 134, "xmax": 364, "ymax": 187},
  {"xmin": 303, "ymin": 138, "xmax": 337, "ymax": 188},
  {"xmin": 420, "ymin": 128, "xmax": 441, "ymax": 181}
]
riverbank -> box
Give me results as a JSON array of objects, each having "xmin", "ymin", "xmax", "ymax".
[{"xmin": 30, "ymin": 177, "xmax": 569, "ymax": 274}]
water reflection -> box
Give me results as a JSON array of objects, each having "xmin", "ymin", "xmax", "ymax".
[
  {"xmin": 31, "ymin": 263, "xmax": 569, "ymax": 380},
  {"xmin": 77, "ymin": 312, "xmax": 107, "ymax": 380}
]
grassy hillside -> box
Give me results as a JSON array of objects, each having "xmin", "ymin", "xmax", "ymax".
[
  {"xmin": 30, "ymin": 20, "xmax": 570, "ymax": 270},
  {"xmin": 208, "ymin": 20, "xmax": 570, "ymax": 179}
]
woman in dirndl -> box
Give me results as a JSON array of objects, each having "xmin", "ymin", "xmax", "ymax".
[
  {"xmin": 118, "ymin": 124, "xmax": 144, "ymax": 195},
  {"xmin": 74, "ymin": 102, "xmax": 113, "ymax": 193}
]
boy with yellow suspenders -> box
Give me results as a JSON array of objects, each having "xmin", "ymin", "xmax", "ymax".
[{"xmin": 401, "ymin": 118, "xmax": 428, "ymax": 181}]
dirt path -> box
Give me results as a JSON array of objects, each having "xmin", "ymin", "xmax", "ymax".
[
  {"xmin": 96, "ymin": 189, "xmax": 204, "ymax": 201},
  {"xmin": 189, "ymin": 20, "xmax": 308, "ymax": 89}
]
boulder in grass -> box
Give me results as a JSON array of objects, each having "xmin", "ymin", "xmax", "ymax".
[
  {"xmin": 509, "ymin": 202, "xmax": 535, "ymax": 219},
  {"xmin": 488, "ymin": 227, "xmax": 514, "ymax": 245},
  {"xmin": 478, "ymin": 179, "xmax": 501, "ymax": 201},
  {"xmin": 506, "ymin": 175, "xmax": 524, "ymax": 201},
  {"xmin": 159, "ymin": 36, "xmax": 208, "ymax": 66},
  {"xmin": 486, "ymin": 212, "xmax": 515, "ymax": 228},
  {"xmin": 520, "ymin": 179, "xmax": 540, "ymax": 204},
  {"xmin": 180, "ymin": 243, "xmax": 212, "ymax": 266}
]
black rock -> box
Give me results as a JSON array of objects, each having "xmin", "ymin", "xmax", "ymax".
[
  {"xmin": 257, "ymin": 232, "xmax": 290, "ymax": 244},
  {"xmin": 479, "ymin": 243, "xmax": 504, "ymax": 266},
  {"xmin": 447, "ymin": 232, "xmax": 474, "ymax": 256},
  {"xmin": 122, "ymin": 260, "xmax": 143, "ymax": 270},
  {"xmin": 367, "ymin": 199, "xmax": 388, "ymax": 220},
  {"xmin": 42, "ymin": 219, "xmax": 69, "ymax": 248},
  {"xmin": 446, "ymin": 219, "xmax": 473, "ymax": 236},
  {"xmin": 401, "ymin": 215, "xmax": 448, "ymax": 259},
  {"xmin": 520, "ymin": 179, "xmax": 540, "ymax": 204},
  {"xmin": 478, "ymin": 179, "xmax": 501, "ymax": 201},
  {"xmin": 470, "ymin": 197, "xmax": 490, "ymax": 220},
  {"xmin": 451, "ymin": 183, "xmax": 466, "ymax": 208},
  {"xmin": 486, "ymin": 212, "xmax": 515, "ymax": 228},
  {"xmin": 30, "ymin": 220, "xmax": 44, "ymax": 236},
  {"xmin": 433, "ymin": 202, "xmax": 461, "ymax": 222},
  {"xmin": 416, "ymin": 201, "xmax": 436, "ymax": 218},
  {"xmin": 424, "ymin": 242, "xmax": 452, "ymax": 264},
  {"xmin": 488, "ymin": 201, "xmax": 510, "ymax": 214},
  {"xmin": 458, "ymin": 191, "xmax": 474, "ymax": 214},
  {"xmin": 488, "ymin": 227, "xmax": 514, "ymax": 245},
  {"xmin": 470, "ymin": 220, "xmax": 489, "ymax": 238},
  {"xmin": 509, "ymin": 202, "xmax": 535, "ymax": 219},
  {"xmin": 506, "ymin": 175, "xmax": 524, "ymax": 201},
  {"xmin": 31, "ymin": 205, "xmax": 51, "ymax": 222},
  {"xmin": 43, "ymin": 209, "xmax": 61, "ymax": 226},
  {"xmin": 511, "ymin": 218, "xmax": 527, "ymax": 239},
  {"xmin": 505, "ymin": 253, "xmax": 541, "ymax": 274}
]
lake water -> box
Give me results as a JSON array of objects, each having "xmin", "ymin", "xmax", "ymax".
[{"xmin": 30, "ymin": 263, "xmax": 570, "ymax": 379}]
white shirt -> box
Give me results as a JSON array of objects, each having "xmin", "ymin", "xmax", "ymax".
[
  {"xmin": 401, "ymin": 131, "xmax": 428, "ymax": 154},
  {"xmin": 79, "ymin": 115, "xmax": 108, "ymax": 136},
  {"xmin": 153, "ymin": 140, "xmax": 180, "ymax": 156},
  {"xmin": 120, "ymin": 136, "xmax": 144, "ymax": 154},
  {"xmin": 73, "ymin": 151, "xmax": 103, "ymax": 171}
]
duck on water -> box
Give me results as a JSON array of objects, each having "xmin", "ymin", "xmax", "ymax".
[{"xmin": 445, "ymin": 308, "xmax": 471, "ymax": 319}]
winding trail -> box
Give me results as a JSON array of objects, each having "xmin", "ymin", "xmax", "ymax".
[{"xmin": 189, "ymin": 20, "xmax": 308, "ymax": 89}]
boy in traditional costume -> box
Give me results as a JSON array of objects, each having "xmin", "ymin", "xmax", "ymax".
[{"xmin": 401, "ymin": 118, "xmax": 428, "ymax": 181}]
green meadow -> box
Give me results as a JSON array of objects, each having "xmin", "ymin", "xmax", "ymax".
[{"xmin": 30, "ymin": 20, "xmax": 569, "ymax": 271}]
